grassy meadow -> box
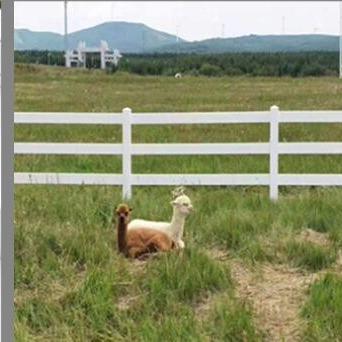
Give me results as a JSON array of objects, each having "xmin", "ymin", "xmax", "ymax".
[{"xmin": 15, "ymin": 64, "xmax": 342, "ymax": 341}]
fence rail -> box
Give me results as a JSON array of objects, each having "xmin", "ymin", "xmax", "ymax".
[
  {"xmin": 14, "ymin": 106, "xmax": 342, "ymax": 200},
  {"xmin": 14, "ymin": 142, "xmax": 342, "ymax": 156},
  {"xmin": 15, "ymin": 111, "xmax": 342, "ymax": 124}
]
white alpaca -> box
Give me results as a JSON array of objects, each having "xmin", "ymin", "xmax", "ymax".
[{"xmin": 127, "ymin": 194, "xmax": 193, "ymax": 249}]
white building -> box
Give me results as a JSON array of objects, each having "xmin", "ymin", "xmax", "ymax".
[{"xmin": 65, "ymin": 40, "xmax": 122, "ymax": 69}]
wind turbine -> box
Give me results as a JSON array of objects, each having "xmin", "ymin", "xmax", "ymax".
[{"xmin": 282, "ymin": 16, "xmax": 285, "ymax": 35}]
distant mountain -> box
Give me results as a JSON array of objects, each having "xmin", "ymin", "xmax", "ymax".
[
  {"xmin": 14, "ymin": 22, "xmax": 339, "ymax": 54},
  {"xmin": 15, "ymin": 29, "xmax": 64, "ymax": 51},
  {"xmin": 155, "ymin": 34, "xmax": 339, "ymax": 54},
  {"xmin": 14, "ymin": 21, "xmax": 185, "ymax": 53}
]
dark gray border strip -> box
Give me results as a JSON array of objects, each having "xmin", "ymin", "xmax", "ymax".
[{"xmin": 2, "ymin": 0, "xmax": 14, "ymax": 341}]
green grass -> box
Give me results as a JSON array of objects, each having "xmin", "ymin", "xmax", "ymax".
[
  {"xmin": 302, "ymin": 274, "xmax": 342, "ymax": 340},
  {"xmin": 14, "ymin": 185, "xmax": 260, "ymax": 341},
  {"xmin": 15, "ymin": 64, "xmax": 342, "ymax": 112},
  {"xmin": 284, "ymin": 241, "xmax": 337, "ymax": 271},
  {"xmin": 204, "ymin": 296, "xmax": 263, "ymax": 341},
  {"xmin": 15, "ymin": 64, "xmax": 342, "ymax": 176},
  {"xmin": 141, "ymin": 248, "xmax": 231, "ymax": 306},
  {"xmin": 14, "ymin": 186, "xmax": 342, "ymax": 341},
  {"xmin": 14, "ymin": 64, "xmax": 342, "ymax": 341}
]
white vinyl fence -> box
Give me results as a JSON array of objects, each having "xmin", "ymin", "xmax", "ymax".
[{"xmin": 14, "ymin": 106, "xmax": 342, "ymax": 200}]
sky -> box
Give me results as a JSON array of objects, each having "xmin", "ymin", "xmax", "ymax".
[{"xmin": 14, "ymin": 1, "xmax": 341, "ymax": 41}]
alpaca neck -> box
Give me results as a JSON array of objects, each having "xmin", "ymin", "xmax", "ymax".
[
  {"xmin": 117, "ymin": 216, "xmax": 127, "ymax": 254},
  {"xmin": 170, "ymin": 208, "xmax": 186, "ymax": 240}
]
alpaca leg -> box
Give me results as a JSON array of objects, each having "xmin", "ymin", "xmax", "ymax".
[
  {"xmin": 177, "ymin": 239, "xmax": 185, "ymax": 249},
  {"xmin": 126, "ymin": 234, "xmax": 148, "ymax": 258},
  {"xmin": 146, "ymin": 236, "xmax": 172, "ymax": 252},
  {"xmin": 137, "ymin": 252, "xmax": 152, "ymax": 261},
  {"xmin": 127, "ymin": 246, "xmax": 147, "ymax": 259}
]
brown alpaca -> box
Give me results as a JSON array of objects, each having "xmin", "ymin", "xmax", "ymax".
[{"xmin": 114, "ymin": 203, "xmax": 175, "ymax": 259}]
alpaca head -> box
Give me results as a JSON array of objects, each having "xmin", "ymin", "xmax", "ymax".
[
  {"xmin": 171, "ymin": 186, "xmax": 186, "ymax": 199},
  {"xmin": 171, "ymin": 194, "xmax": 193, "ymax": 216},
  {"xmin": 115, "ymin": 203, "xmax": 132, "ymax": 224}
]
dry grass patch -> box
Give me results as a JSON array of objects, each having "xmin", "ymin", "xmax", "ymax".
[
  {"xmin": 230, "ymin": 260, "xmax": 321, "ymax": 341},
  {"xmin": 194, "ymin": 291, "xmax": 224, "ymax": 321},
  {"xmin": 117, "ymin": 294, "xmax": 142, "ymax": 312},
  {"xmin": 296, "ymin": 228, "xmax": 331, "ymax": 247},
  {"xmin": 202, "ymin": 233, "xmax": 341, "ymax": 341},
  {"xmin": 204, "ymin": 247, "xmax": 230, "ymax": 261}
]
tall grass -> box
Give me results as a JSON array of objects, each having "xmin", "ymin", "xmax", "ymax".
[
  {"xmin": 302, "ymin": 274, "xmax": 342, "ymax": 340},
  {"xmin": 14, "ymin": 185, "xmax": 342, "ymax": 340},
  {"xmin": 284, "ymin": 241, "xmax": 337, "ymax": 271}
]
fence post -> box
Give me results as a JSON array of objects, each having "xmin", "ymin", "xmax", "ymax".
[
  {"xmin": 269, "ymin": 105, "xmax": 279, "ymax": 201},
  {"xmin": 122, "ymin": 107, "xmax": 132, "ymax": 199}
]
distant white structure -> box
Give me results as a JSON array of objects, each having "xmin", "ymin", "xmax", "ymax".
[
  {"xmin": 65, "ymin": 40, "xmax": 122, "ymax": 69},
  {"xmin": 175, "ymin": 73, "xmax": 182, "ymax": 79}
]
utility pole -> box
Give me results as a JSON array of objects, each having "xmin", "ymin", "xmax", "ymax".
[
  {"xmin": 111, "ymin": 2, "xmax": 115, "ymax": 21},
  {"xmin": 64, "ymin": 1, "xmax": 68, "ymax": 53},
  {"xmin": 142, "ymin": 30, "xmax": 145, "ymax": 53},
  {"xmin": 176, "ymin": 24, "xmax": 180, "ymax": 55},
  {"xmin": 64, "ymin": 1, "xmax": 69, "ymax": 67}
]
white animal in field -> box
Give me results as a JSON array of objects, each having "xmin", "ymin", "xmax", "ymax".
[
  {"xmin": 175, "ymin": 73, "xmax": 182, "ymax": 79},
  {"xmin": 127, "ymin": 189, "xmax": 193, "ymax": 249}
]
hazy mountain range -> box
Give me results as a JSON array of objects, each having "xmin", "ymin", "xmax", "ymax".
[
  {"xmin": 14, "ymin": 21, "xmax": 339, "ymax": 54},
  {"xmin": 15, "ymin": 22, "xmax": 185, "ymax": 53}
]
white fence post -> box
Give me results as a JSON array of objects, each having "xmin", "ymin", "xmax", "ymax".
[
  {"xmin": 122, "ymin": 107, "xmax": 132, "ymax": 199},
  {"xmin": 270, "ymin": 105, "xmax": 279, "ymax": 201}
]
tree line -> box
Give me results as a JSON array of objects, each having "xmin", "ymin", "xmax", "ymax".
[{"xmin": 14, "ymin": 50, "xmax": 339, "ymax": 77}]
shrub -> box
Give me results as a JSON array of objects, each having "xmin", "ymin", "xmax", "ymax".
[
  {"xmin": 199, "ymin": 63, "xmax": 223, "ymax": 77},
  {"xmin": 301, "ymin": 63, "xmax": 326, "ymax": 76},
  {"xmin": 106, "ymin": 63, "xmax": 118, "ymax": 74}
]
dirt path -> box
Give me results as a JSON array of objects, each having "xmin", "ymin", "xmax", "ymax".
[
  {"xmin": 228, "ymin": 228, "xmax": 341, "ymax": 341},
  {"xmin": 204, "ymin": 228, "xmax": 341, "ymax": 341},
  {"xmin": 118, "ymin": 232, "xmax": 342, "ymax": 339},
  {"xmin": 230, "ymin": 260, "xmax": 318, "ymax": 341}
]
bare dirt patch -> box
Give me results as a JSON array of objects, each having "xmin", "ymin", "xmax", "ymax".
[
  {"xmin": 204, "ymin": 247, "xmax": 230, "ymax": 261},
  {"xmin": 296, "ymin": 228, "xmax": 330, "ymax": 247},
  {"xmin": 230, "ymin": 260, "xmax": 319, "ymax": 342},
  {"xmin": 117, "ymin": 294, "xmax": 141, "ymax": 311},
  {"xmin": 194, "ymin": 291, "xmax": 222, "ymax": 321}
]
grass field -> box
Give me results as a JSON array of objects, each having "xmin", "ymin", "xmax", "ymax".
[{"xmin": 15, "ymin": 64, "xmax": 342, "ymax": 341}]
